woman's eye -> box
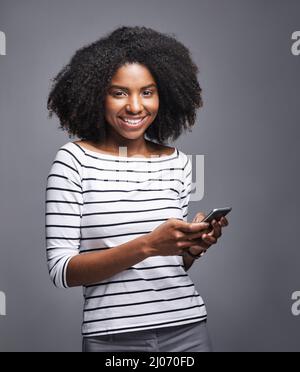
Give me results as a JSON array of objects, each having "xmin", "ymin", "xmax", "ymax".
[
  {"xmin": 113, "ymin": 91, "xmax": 126, "ymax": 97},
  {"xmin": 112, "ymin": 90, "xmax": 154, "ymax": 97}
]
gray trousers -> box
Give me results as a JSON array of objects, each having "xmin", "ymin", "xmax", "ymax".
[{"xmin": 82, "ymin": 320, "xmax": 212, "ymax": 352}]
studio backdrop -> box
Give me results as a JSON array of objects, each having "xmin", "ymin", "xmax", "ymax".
[{"xmin": 0, "ymin": 0, "xmax": 299, "ymax": 352}]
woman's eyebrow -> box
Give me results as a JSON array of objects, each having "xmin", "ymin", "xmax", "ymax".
[{"xmin": 109, "ymin": 84, "xmax": 157, "ymax": 90}]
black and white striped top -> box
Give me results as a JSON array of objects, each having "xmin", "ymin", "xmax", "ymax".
[{"xmin": 45, "ymin": 142, "xmax": 207, "ymax": 337}]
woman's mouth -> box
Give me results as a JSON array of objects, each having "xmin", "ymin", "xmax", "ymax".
[{"xmin": 118, "ymin": 116, "xmax": 149, "ymax": 130}]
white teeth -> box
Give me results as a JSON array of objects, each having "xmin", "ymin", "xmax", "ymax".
[
  {"xmin": 122, "ymin": 117, "xmax": 145, "ymax": 125},
  {"xmin": 127, "ymin": 120, "xmax": 141, "ymax": 124}
]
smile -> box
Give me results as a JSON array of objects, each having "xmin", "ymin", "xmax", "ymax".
[{"xmin": 118, "ymin": 116, "xmax": 149, "ymax": 129}]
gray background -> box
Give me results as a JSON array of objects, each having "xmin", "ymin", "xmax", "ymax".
[{"xmin": 0, "ymin": 0, "xmax": 299, "ymax": 352}]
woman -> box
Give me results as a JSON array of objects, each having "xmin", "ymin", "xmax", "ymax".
[{"xmin": 46, "ymin": 26, "xmax": 228, "ymax": 352}]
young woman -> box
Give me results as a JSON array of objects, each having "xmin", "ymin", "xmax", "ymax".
[{"xmin": 46, "ymin": 26, "xmax": 228, "ymax": 352}]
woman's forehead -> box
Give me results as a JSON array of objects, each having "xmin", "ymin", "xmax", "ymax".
[{"xmin": 110, "ymin": 63, "xmax": 156, "ymax": 86}]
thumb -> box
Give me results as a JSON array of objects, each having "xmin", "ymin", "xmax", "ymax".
[
  {"xmin": 179, "ymin": 220, "xmax": 210, "ymax": 233},
  {"xmin": 192, "ymin": 212, "xmax": 206, "ymax": 223}
]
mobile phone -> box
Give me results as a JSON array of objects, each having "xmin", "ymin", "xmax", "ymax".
[{"xmin": 201, "ymin": 207, "xmax": 232, "ymax": 225}]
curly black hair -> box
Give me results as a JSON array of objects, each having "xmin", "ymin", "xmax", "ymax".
[{"xmin": 47, "ymin": 26, "xmax": 203, "ymax": 144}]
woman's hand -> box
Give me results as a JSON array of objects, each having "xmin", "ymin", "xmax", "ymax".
[
  {"xmin": 144, "ymin": 218, "xmax": 211, "ymax": 257},
  {"xmin": 187, "ymin": 212, "xmax": 229, "ymax": 257}
]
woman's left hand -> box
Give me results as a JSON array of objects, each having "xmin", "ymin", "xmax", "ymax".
[{"xmin": 187, "ymin": 212, "xmax": 229, "ymax": 257}]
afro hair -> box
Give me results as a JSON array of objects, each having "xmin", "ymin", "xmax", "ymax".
[{"xmin": 47, "ymin": 26, "xmax": 203, "ymax": 144}]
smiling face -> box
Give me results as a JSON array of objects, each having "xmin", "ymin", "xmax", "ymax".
[{"xmin": 104, "ymin": 63, "xmax": 159, "ymax": 144}]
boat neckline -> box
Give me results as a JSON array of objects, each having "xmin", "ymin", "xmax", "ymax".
[{"xmin": 72, "ymin": 142, "xmax": 178, "ymax": 161}]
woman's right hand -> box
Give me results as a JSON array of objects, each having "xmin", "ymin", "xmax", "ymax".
[{"xmin": 144, "ymin": 218, "xmax": 210, "ymax": 257}]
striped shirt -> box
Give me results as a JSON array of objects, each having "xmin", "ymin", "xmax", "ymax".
[{"xmin": 45, "ymin": 141, "xmax": 207, "ymax": 337}]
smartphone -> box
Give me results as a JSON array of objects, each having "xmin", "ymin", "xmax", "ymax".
[{"xmin": 201, "ymin": 207, "xmax": 232, "ymax": 225}]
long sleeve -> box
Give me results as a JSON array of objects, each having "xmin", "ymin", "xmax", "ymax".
[
  {"xmin": 180, "ymin": 155, "xmax": 192, "ymax": 222},
  {"xmin": 45, "ymin": 146, "xmax": 83, "ymax": 288},
  {"xmin": 44, "ymin": 143, "xmax": 207, "ymax": 336}
]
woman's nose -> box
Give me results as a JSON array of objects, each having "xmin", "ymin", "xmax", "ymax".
[{"xmin": 126, "ymin": 96, "xmax": 143, "ymax": 113}]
